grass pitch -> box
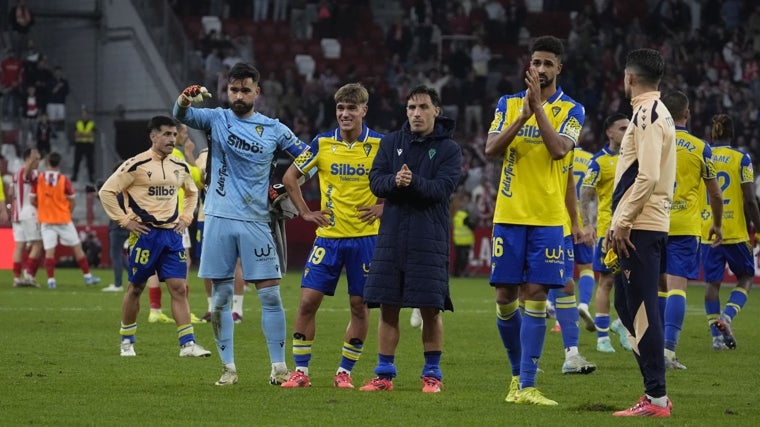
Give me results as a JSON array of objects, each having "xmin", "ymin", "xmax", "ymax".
[{"xmin": 1, "ymin": 268, "xmax": 758, "ymax": 426}]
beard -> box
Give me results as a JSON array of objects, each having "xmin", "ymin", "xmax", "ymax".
[
  {"xmin": 539, "ymin": 75, "xmax": 554, "ymax": 88},
  {"xmin": 231, "ymin": 100, "xmax": 253, "ymax": 116}
]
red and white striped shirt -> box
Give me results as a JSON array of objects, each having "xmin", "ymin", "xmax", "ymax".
[{"xmin": 11, "ymin": 166, "xmax": 38, "ymax": 222}]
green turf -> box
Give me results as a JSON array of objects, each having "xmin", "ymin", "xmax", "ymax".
[{"xmin": 1, "ymin": 269, "xmax": 758, "ymax": 426}]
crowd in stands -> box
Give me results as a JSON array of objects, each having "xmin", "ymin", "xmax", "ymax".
[
  {"xmin": 3, "ymin": 1, "xmax": 759, "ymax": 229},
  {"xmin": 1, "ymin": 0, "xmax": 71, "ymax": 169},
  {"xmin": 171, "ymin": 0, "xmax": 759, "ymax": 226}
]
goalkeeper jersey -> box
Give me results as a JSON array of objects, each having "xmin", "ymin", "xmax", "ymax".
[{"xmin": 174, "ymin": 105, "xmax": 308, "ymax": 222}]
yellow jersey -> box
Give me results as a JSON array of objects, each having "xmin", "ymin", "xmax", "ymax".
[
  {"xmin": 489, "ymin": 88, "xmax": 585, "ymax": 226},
  {"xmin": 171, "ymin": 146, "xmax": 202, "ymax": 214},
  {"xmin": 582, "ymin": 144, "xmax": 618, "ymax": 237},
  {"xmin": 570, "ymin": 146, "xmax": 592, "ymax": 229},
  {"xmin": 295, "ymin": 124, "xmax": 383, "ymax": 238},
  {"xmin": 701, "ymin": 145, "xmax": 753, "ymax": 244},
  {"xmin": 561, "ymin": 153, "xmax": 574, "ymax": 235},
  {"xmin": 670, "ymin": 127, "xmax": 715, "ymax": 236}
]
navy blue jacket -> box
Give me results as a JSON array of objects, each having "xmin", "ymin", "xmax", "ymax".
[{"xmin": 364, "ymin": 116, "xmax": 462, "ymax": 310}]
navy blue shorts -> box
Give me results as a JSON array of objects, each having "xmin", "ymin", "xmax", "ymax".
[
  {"xmin": 302, "ymin": 236, "xmax": 376, "ymax": 296},
  {"xmin": 574, "ymin": 240, "xmax": 594, "ymax": 265},
  {"xmin": 701, "ymin": 242, "xmax": 754, "ymax": 282},
  {"xmin": 489, "ymin": 224, "xmax": 565, "ymax": 286},
  {"xmin": 665, "ymin": 235, "xmax": 700, "ymax": 279},
  {"xmin": 592, "ymin": 238, "xmax": 612, "ymax": 274},
  {"xmin": 563, "ymin": 235, "xmax": 575, "ymax": 282},
  {"xmin": 127, "ymin": 227, "xmax": 186, "ymax": 284}
]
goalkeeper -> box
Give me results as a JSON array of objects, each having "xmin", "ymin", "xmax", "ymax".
[{"xmin": 173, "ymin": 62, "xmax": 310, "ymax": 387}]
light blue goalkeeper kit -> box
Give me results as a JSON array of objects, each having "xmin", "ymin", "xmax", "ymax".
[{"xmin": 174, "ymin": 103, "xmax": 309, "ymax": 368}]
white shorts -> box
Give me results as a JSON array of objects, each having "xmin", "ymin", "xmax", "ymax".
[
  {"xmin": 12, "ymin": 219, "xmax": 42, "ymax": 242},
  {"xmin": 41, "ymin": 223, "xmax": 81, "ymax": 250},
  {"xmin": 46, "ymin": 103, "xmax": 66, "ymax": 122},
  {"xmin": 182, "ymin": 229, "xmax": 191, "ymax": 249}
]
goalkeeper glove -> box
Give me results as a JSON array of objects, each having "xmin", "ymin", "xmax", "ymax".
[{"xmin": 178, "ymin": 85, "xmax": 212, "ymax": 107}]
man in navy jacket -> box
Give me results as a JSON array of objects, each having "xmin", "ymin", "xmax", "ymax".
[{"xmin": 360, "ymin": 85, "xmax": 462, "ymax": 393}]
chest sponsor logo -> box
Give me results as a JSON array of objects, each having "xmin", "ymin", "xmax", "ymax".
[
  {"xmin": 148, "ymin": 186, "xmax": 175, "ymax": 196},
  {"xmin": 226, "ymin": 133, "xmax": 264, "ymax": 153}
]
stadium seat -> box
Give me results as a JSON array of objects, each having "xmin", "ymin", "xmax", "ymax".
[
  {"xmin": 294, "ymin": 54, "xmax": 316, "ymax": 81},
  {"xmin": 201, "ymin": 16, "xmax": 222, "ymax": 36},
  {"xmin": 224, "ymin": 20, "xmax": 241, "ymax": 38},
  {"xmin": 181, "ymin": 16, "xmax": 203, "ymax": 40},
  {"xmin": 1, "ymin": 129, "xmax": 19, "ymax": 145},
  {"xmin": 289, "ymin": 40, "xmax": 307, "ymax": 56},
  {"xmin": 259, "ymin": 21, "xmax": 277, "ymax": 39},
  {"xmin": 307, "ymin": 42, "xmax": 322, "ymax": 59},
  {"xmin": 271, "ymin": 42, "xmax": 288, "ymax": 56},
  {"xmin": 241, "ymin": 20, "xmax": 257, "ymax": 37},
  {"xmin": 341, "ymin": 41, "xmax": 358, "ymax": 59},
  {"xmin": 320, "ymin": 38, "xmax": 341, "ymax": 59}
]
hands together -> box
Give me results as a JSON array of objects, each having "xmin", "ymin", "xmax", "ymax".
[{"xmin": 396, "ymin": 164, "xmax": 412, "ymax": 187}]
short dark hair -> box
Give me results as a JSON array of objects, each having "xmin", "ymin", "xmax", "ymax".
[
  {"xmin": 711, "ymin": 114, "xmax": 734, "ymax": 142},
  {"xmin": 406, "ymin": 85, "xmax": 441, "ymax": 108},
  {"xmin": 48, "ymin": 151, "xmax": 62, "ymax": 167},
  {"xmin": 147, "ymin": 116, "xmax": 178, "ymax": 133},
  {"xmin": 530, "ymin": 35, "xmax": 564, "ymax": 60},
  {"xmin": 228, "ymin": 62, "xmax": 260, "ymax": 84},
  {"xmin": 602, "ymin": 113, "xmax": 629, "ymax": 132},
  {"xmin": 22, "ymin": 147, "xmax": 35, "ymax": 160},
  {"xmin": 661, "ymin": 91, "xmax": 689, "ymax": 121},
  {"xmin": 625, "ymin": 48, "xmax": 665, "ymax": 86}
]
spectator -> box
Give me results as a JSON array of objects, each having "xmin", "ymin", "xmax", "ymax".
[
  {"xmin": 290, "ymin": 0, "xmax": 308, "ymax": 39},
  {"xmin": 471, "ymin": 174, "xmax": 494, "ymax": 228},
  {"xmin": 418, "ymin": 67, "xmax": 450, "ymax": 95},
  {"xmin": 46, "ymin": 66, "xmax": 69, "ymax": 129},
  {"xmin": 35, "ymin": 112, "xmax": 55, "ymax": 159},
  {"xmin": 721, "ymin": 0, "xmax": 743, "ymax": 31},
  {"xmin": 315, "ymin": 0, "xmax": 334, "ymax": 38},
  {"xmin": 317, "ymin": 66, "xmax": 339, "ymax": 95},
  {"xmin": 386, "ymin": 17, "xmax": 413, "ymax": 62},
  {"xmin": 470, "ymin": 37, "xmax": 491, "ymax": 80},
  {"xmin": 461, "ymin": 70, "xmax": 485, "ymax": 136},
  {"xmin": 8, "ymin": 0, "xmax": 34, "ymax": 53},
  {"xmin": 447, "ymin": 41, "xmax": 472, "ymax": 79},
  {"xmin": 21, "ymin": 85, "xmax": 38, "ymax": 146},
  {"xmin": 253, "ymin": 0, "xmax": 269, "ymax": 21},
  {"xmin": 260, "ymin": 74, "xmax": 284, "ymax": 114},
  {"xmin": 81, "ymin": 231, "xmax": 102, "ymax": 268},
  {"xmin": 482, "ymin": 0, "xmax": 506, "ymax": 42},
  {"xmin": 203, "ymin": 47, "xmax": 223, "ymax": 92},
  {"xmin": 272, "ymin": 0, "xmax": 289, "ymax": 21},
  {"xmin": 440, "ymin": 76, "xmax": 463, "ymax": 122},
  {"xmin": 216, "ymin": 64, "xmax": 230, "ymax": 107},
  {"xmin": 1, "ymin": 48, "xmax": 24, "ymax": 120},
  {"xmin": 447, "ymin": 4, "xmax": 471, "ymax": 35},
  {"xmin": 451, "ymin": 191, "xmax": 476, "ymax": 277},
  {"xmin": 72, "ymin": 108, "xmax": 96, "ymax": 184},
  {"xmin": 414, "ymin": 16, "xmax": 441, "ymax": 62}
]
